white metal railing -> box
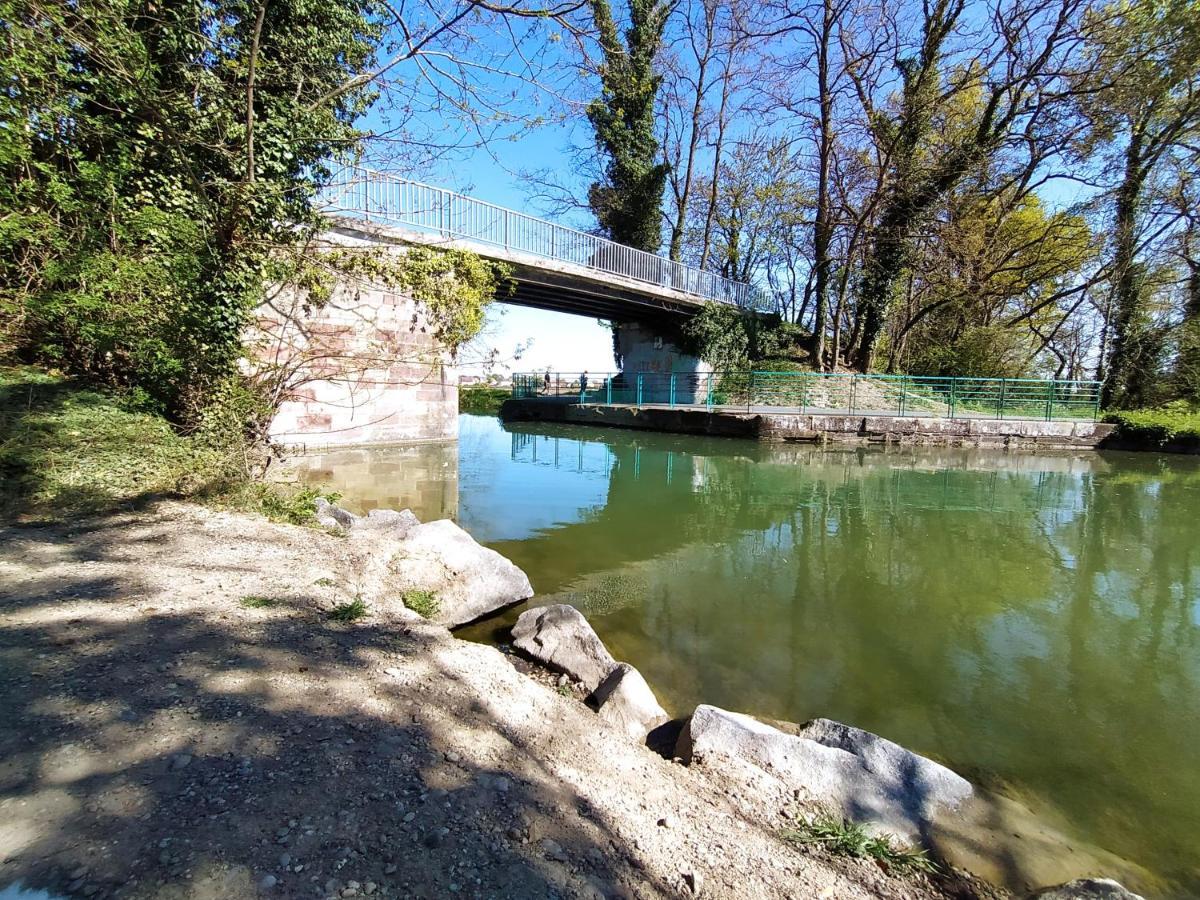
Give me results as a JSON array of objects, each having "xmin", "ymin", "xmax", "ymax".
[{"xmin": 318, "ymin": 166, "xmax": 776, "ymax": 312}]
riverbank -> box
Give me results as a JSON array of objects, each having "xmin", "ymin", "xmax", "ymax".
[
  {"xmin": 1, "ymin": 501, "xmax": 1010, "ymax": 900},
  {"xmin": 500, "ymin": 398, "xmax": 1117, "ymax": 449}
]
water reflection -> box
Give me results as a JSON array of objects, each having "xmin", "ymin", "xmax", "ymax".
[
  {"xmin": 294, "ymin": 441, "xmax": 458, "ymax": 522},
  {"xmin": 293, "ymin": 416, "xmax": 1200, "ymax": 894}
]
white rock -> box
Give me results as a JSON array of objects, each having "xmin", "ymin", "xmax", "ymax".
[
  {"xmin": 592, "ymin": 662, "xmax": 669, "ymax": 742},
  {"xmin": 1029, "ymin": 879, "xmax": 1145, "ymax": 900},
  {"xmin": 393, "ymin": 519, "xmax": 534, "ymax": 627},
  {"xmin": 511, "ymin": 605, "xmax": 617, "ymax": 692},
  {"xmin": 677, "ymin": 705, "xmax": 972, "ymax": 846}
]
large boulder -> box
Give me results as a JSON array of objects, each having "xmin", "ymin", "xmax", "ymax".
[
  {"xmin": 677, "ymin": 705, "xmax": 972, "ymax": 846},
  {"xmin": 511, "ymin": 604, "xmax": 617, "ymax": 692},
  {"xmin": 1029, "ymin": 879, "xmax": 1145, "ymax": 900},
  {"xmin": 796, "ymin": 717, "xmax": 973, "ymax": 818},
  {"xmin": 591, "ymin": 662, "xmax": 669, "ymax": 743},
  {"xmin": 393, "ymin": 519, "xmax": 534, "ymax": 627}
]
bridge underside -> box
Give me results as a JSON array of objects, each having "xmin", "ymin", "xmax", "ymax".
[{"xmin": 503, "ymin": 262, "xmax": 698, "ymax": 326}]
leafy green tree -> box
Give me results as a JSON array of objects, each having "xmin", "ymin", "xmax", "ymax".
[
  {"xmin": 851, "ymin": 0, "xmax": 1083, "ymax": 372},
  {"xmin": 0, "ymin": 0, "xmax": 381, "ymax": 422},
  {"xmin": 1077, "ymin": 0, "xmax": 1200, "ymax": 407},
  {"xmin": 586, "ymin": 0, "xmax": 672, "ymax": 252}
]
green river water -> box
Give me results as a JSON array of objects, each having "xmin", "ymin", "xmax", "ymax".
[{"xmin": 296, "ymin": 414, "xmax": 1200, "ymax": 895}]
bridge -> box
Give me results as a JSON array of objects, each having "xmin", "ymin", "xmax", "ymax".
[
  {"xmin": 318, "ymin": 166, "xmax": 775, "ymax": 324},
  {"xmin": 266, "ymin": 166, "xmax": 767, "ymax": 447}
]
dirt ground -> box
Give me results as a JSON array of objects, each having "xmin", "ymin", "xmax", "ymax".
[{"xmin": 0, "ymin": 502, "xmax": 1000, "ymax": 900}]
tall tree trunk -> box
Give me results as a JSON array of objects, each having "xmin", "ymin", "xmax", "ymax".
[
  {"xmin": 668, "ymin": 4, "xmax": 715, "ymax": 263},
  {"xmin": 809, "ymin": 0, "xmax": 835, "ymax": 370},
  {"xmin": 699, "ymin": 59, "xmax": 732, "ymax": 270},
  {"xmin": 1102, "ymin": 131, "xmax": 1146, "ymax": 408}
]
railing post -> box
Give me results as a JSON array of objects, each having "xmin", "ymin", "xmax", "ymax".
[
  {"xmin": 998, "ymin": 378, "xmax": 1007, "ymax": 420},
  {"xmin": 748, "ymin": 371, "xmax": 755, "ymax": 413},
  {"xmin": 706, "ymin": 372, "xmax": 714, "ymax": 410},
  {"xmin": 669, "ymin": 373, "xmax": 676, "ymax": 407},
  {"xmin": 606, "ymin": 377, "xmax": 612, "ymax": 405},
  {"xmin": 637, "ymin": 374, "xmax": 643, "ymax": 405},
  {"xmin": 849, "ymin": 375, "xmax": 857, "ymax": 415},
  {"xmin": 503, "ymin": 209, "xmax": 510, "ymax": 249},
  {"xmin": 1045, "ymin": 379, "xmax": 1055, "ymax": 421},
  {"xmin": 949, "ymin": 377, "xmax": 958, "ymax": 419},
  {"xmin": 899, "ymin": 375, "xmax": 907, "ymax": 416}
]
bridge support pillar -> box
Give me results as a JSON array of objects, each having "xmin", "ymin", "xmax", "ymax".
[{"xmin": 615, "ymin": 322, "xmax": 711, "ymax": 405}]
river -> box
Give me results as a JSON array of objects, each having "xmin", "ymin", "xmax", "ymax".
[{"xmin": 295, "ymin": 413, "xmax": 1200, "ymax": 894}]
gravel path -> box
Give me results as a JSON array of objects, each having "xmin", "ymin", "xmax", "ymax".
[{"xmin": 0, "ymin": 503, "xmax": 998, "ymax": 900}]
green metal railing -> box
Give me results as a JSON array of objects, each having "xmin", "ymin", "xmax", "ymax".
[{"xmin": 512, "ymin": 371, "xmax": 1102, "ymax": 422}]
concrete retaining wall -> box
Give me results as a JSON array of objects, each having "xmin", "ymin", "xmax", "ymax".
[{"xmin": 500, "ymin": 399, "xmax": 1117, "ymax": 450}]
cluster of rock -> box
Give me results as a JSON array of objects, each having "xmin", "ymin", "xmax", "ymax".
[
  {"xmin": 316, "ymin": 499, "xmax": 1146, "ymax": 900},
  {"xmin": 511, "ymin": 604, "xmax": 669, "ymax": 742},
  {"xmin": 314, "ymin": 498, "xmax": 533, "ymax": 627},
  {"xmin": 506, "ymin": 601, "xmax": 1148, "ymax": 900}
]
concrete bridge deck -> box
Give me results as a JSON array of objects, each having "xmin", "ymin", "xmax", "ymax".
[{"xmin": 319, "ymin": 167, "xmax": 774, "ymax": 324}]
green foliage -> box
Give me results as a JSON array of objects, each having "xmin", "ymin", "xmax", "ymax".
[
  {"xmin": 0, "ymin": 0, "xmax": 382, "ymax": 422},
  {"xmin": 392, "ymin": 248, "xmax": 510, "ymax": 352},
  {"xmin": 682, "ymin": 303, "xmax": 802, "ymax": 371},
  {"xmin": 459, "ymin": 385, "xmax": 510, "ymax": 415},
  {"xmin": 781, "ymin": 816, "xmax": 938, "ymax": 875},
  {"xmin": 240, "ymin": 595, "xmax": 277, "ymax": 609},
  {"xmin": 906, "ymin": 325, "xmax": 1033, "ymax": 379},
  {"xmin": 254, "ymin": 485, "xmax": 329, "ymax": 525},
  {"xmin": 586, "ymin": 0, "xmax": 671, "ymax": 251},
  {"xmin": 401, "ymin": 590, "xmax": 440, "ymax": 619},
  {"xmin": 1104, "ymin": 405, "xmax": 1200, "ymax": 447},
  {"xmin": 328, "ymin": 597, "xmax": 369, "ymax": 622}
]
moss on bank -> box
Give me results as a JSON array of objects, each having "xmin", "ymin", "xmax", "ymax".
[
  {"xmin": 0, "ymin": 366, "xmax": 325, "ymax": 522},
  {"xmin": 459, "ymin": 385, "xmax": 510, "ymax": 415},
  {"xmin": 1103, "ymin": 407, "xmax": 1200, "ymax": 451}
]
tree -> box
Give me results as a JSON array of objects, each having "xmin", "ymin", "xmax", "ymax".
[
  {"xmin": 1077, "ymin": 0, "xmax": 1200, "ymax": 408},
  {"xmin": 0, "ymin": 0, "xmax": 382, "ymax": 419},
  {"xmin": 0, "ymin": 0, "xmax": 580, "ymax": 425},
  {"xmin": 586, "ymin": 0, "xmax": 674, "ymax": 251},
  {"xmin": 850, "ymin": 0, "xmax": 1086, "ymax": 371}
]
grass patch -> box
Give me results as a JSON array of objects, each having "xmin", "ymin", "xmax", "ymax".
[
  {"xmin": 781, "ymin": 816, "xmax": 937, "ymax": 874},
  {"xmin": 327, "ymin": 597, "xmax": 368, "ymax": 622},
  {"xmin": 240, "ymin": 595, "xmax": 277, "ymax": 609},
  {"xmin": 314, "ymin": 577, "xmax": 336, "ymax": 588},
  {"xmin": 0, "ymin": 366, "xmax": 230, "ymax": 519},
  {"xmin": 0, "ymin": 365, "xmax": 338, "ymax": 523},
  {"xmin": 401, "ymin": 589, "xmax": 440, "ymax": 619},
  {"xmin": 1103, "ymin": 405, "xmax": 1200, "ymax": 449},
  {"xmin": 458, "ymin": 385, "xmax": 509, "ymax": 415},
  {"xmin": 228, "ymin": 483, "xmax": 332, "ymax": 525}
]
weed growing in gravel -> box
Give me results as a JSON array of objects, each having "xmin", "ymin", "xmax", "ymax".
[
  {"xmin": 240, "ymin": 595, "xmax": 277, "ymax": 609},
  {"xmin": 781, "ymin": 816, "xmax": 937, "ymax": 874},
  {"xmin": 402, "ymin": 589, "xmax": 440, "ymax": 619},
  {"xmin": 314, "ymin": 577, "xmax": 336, "ymax": 588},
  {"xmin": 327, "ymin": 597, "xmax": 368, "ymax": 622}
]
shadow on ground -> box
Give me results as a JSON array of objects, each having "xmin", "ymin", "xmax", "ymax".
[{"xmin": 0, "ymin": 513, "xmax": 679, "ymax": 900}]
